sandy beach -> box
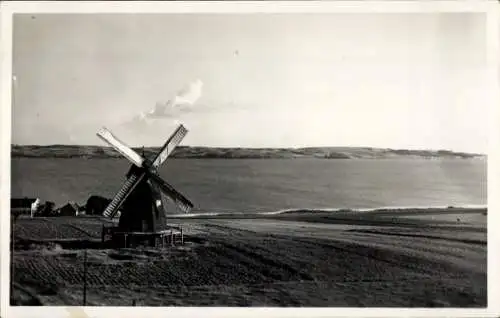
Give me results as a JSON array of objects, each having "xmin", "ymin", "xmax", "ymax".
[{"xmin": 11, "ymin": 207, "xmax": 486, "ymax": 307}]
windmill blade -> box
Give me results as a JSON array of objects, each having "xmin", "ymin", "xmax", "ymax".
[
  {"xmin": 97, "ymin": 127, "xmax": 145, "ymax": 168},
  {"xmin": 148, "ymin": 172, "xmax": 193, "ymax": 213},
  {"xmin": 102, "ymin": 170, "xmax": 146, "ymax": 218},
  {"xmin": 152, "ymin": 124, "xmax": 188, "ymax": 168}
]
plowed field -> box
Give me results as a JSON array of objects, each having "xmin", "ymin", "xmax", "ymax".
[{"xmin": 11, "ymin": 210, "xmax": 487, "ymax": 307}]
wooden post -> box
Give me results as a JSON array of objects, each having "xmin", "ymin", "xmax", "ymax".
[
  {"xmin": 170, "ymin": 230, "xmax": 174, "ymax": 247},
  {"xmin": 181, "ymin": 228, "xmax": 184, "ymax": 245},
  {"xmin": 10, "ymin": 217, "xmax": 14, "ymax": 305},
  {"xmin": 83, "ymin": 249, "xmax": 88, "ymax": 306}
]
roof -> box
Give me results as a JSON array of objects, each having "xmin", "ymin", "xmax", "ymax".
[
  {"xmin": 58, "ymin": 201, "xmax": 80, "ymax": 211},
  {"xmin": 11, "ymin": 198, "xmax": 39, "ymax": 208}
]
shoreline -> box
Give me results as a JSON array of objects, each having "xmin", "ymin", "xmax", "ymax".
[
  {"xmin": 165, "ymin": 205, "xmax": 487, "ymax": 218},
  {"xmin": 10, "ymin": 145, "xmax": 485, "ymax": 160}
]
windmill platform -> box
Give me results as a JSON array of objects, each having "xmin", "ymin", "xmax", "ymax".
[{"xmin": 101, "ymin": 224, "xmax": 184, "ymax": 248}]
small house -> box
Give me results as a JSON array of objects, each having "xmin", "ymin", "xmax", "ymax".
[{"xmin": 57, "ymin": 201, "xmax": 80, "ymax": 216}]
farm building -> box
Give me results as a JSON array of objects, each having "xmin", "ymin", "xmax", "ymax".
[
  {"xmin": 57, "ymin": 202, "xmax": 81, "ymax": 216},
  {"xmin": 11, "ymin": 197, "xmax": 40, "ymax": 218}
]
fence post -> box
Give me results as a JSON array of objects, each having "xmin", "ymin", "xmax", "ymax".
[
  {"xmin": 83, "ymin": 249, "xmax": 87, "ymax": 306},
  {"xmin": 10, "ymin": 217, "xmax": 15, "ymax": 304}
]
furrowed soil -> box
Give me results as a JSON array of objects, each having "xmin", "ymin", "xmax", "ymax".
[{"xmin": 11, "ymin": 209, "xmax": 487, "ymax": 307}]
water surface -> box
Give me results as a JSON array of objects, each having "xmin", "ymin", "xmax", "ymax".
[{"xmin": 11, "ymin": 158, "xmax": 486, "ymax": 212}]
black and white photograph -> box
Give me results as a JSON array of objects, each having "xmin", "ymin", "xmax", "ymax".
[{"xmin": 1, "ymin": 1, "xmax": 498, "ymax": 317}]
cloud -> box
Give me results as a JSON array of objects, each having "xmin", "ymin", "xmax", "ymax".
[
  {"xmin": 172, "ymin": 79, "xmax": 204, "ymax": 107},
  {"xmin": 140, "ymin": 79, "xmax": 203, "ymax": 120},
  {"xmin": 120, "ymin": 79, "xmax": 204, "ymax": 130}
]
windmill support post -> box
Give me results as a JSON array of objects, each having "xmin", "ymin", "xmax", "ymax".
[{"xmin": 108, "ymin": 229, "xmax": 183, "ymax": 248}]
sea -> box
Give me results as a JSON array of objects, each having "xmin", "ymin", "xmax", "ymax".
[{"xmin": 10, "ymin": 158, "xmax": 487, "ymax": 213}]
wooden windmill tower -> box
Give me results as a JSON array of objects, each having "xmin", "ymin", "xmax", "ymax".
[{"xmin": 97, "ymin": 124, "xmax": 193, "ymax": 247}]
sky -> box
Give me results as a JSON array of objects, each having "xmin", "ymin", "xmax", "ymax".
[{"xmin": 11, "ymin": 13, "xmax": 489, "ymax": 152}]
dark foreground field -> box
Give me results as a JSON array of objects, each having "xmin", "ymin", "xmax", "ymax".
[{"xmin": 11, "ymin": 208, "xmax": 487, "ymax": 307}]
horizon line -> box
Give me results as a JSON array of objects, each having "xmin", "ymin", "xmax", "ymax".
[{"xmin": 10, "ymin": 143, "xmax": 486, "ymax": 155}]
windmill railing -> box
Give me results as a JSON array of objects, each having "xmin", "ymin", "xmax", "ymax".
[{"xmin": 101, "ymin": 224, "xmax": 184, "ymax": 248}]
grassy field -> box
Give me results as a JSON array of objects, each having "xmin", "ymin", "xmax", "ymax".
[{"xmin": 11, "ymin": 208, "xmax": 487, "ymax": 307}]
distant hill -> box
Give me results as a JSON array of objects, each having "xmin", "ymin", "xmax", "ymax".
[{"xmin": 11, "ymin": 145, "xmax": 486, "ymax": 160}]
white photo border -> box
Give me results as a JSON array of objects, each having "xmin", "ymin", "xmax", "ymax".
[{"xmin": 1, "ymin": 1, "xmax": 498, "ymax": 318}]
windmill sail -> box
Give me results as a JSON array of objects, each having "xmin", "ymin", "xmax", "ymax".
[
  {"xmin": 102, "ymin": 171, "xmax": 145, "ymax": 218},
  {"xmin": 152, "ymin": 124, "xmax": 188, "ymax": 168},
  {"xmin": 148, "ymin": 173, "xmax": 193, "ymax": 213},
  {"xmin": 97, "ymin": 128, "xmax": 145, "ymax": 167}
]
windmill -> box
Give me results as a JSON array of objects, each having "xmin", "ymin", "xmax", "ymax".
[{"xmin": 96, "ymin": 124, "xmax": 193, "ymax": 248}]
